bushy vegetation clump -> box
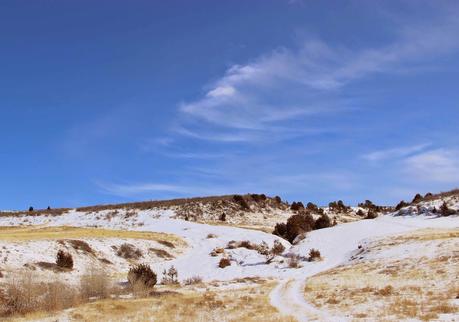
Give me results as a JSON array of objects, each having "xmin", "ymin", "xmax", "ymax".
[
  {"xmin": 250, "ymin": 193, "xmax": 267, "ymax": 202},
  {"xmin": 273, "ymin": 211, "xmax": 333, "ymax": 242},
  {"xmin": 116, "ymin": 243, "xmax": 143, "ymax": 260},
  {"xmin": 306, "ymin": 202, "xmax": 319, "ymax": 212},
  {"xmin": 232, "ymin": 195, "xmax": 250, "ymax": 210},
  {"xmin": 314, "ymin": 213, "xmax": 332, "ymax": 230},
  {"xmin": 365, "ymin": 209, "xmax": 378, "ymax": 219},
  {"xmin": 308, "ymin": 248, "xmax": 321, "ymax": 261},
  {"xmin": 290, "ymin": 201, "xmax": 304, "ymax": 211},
  {"xmin": 440, "ymin": 201, "xmax": 456, "ymax": 216},
  {"xmin": 412, "ymin": 193, "xmax": 423, "ymax": 204},
  {"xmin": 328, "ymin": 200, "xmax": 350, "ymax": 212},
  {"xmin": 218, "ymin": 258, "xmax": 231, "ymax": 268},
  {"xmin": 272, "ymin": 222, "xmax": 287, "ymax": 237},
  {"xmin": 128, "ymin": 264, "xmax": 157, "ymax": 289},
  {"xmin": 56, "ymin": 250, "xmax": 73, "ymax": 269},
  {"xmin": 284, "ymin": 213, "xmax": 315, "ymax": 243},
  {"xmin": 395, "ymin": 200, "xmax": 409, "ymax": 211},
  {"xmin": 264, "ymin": 240, "xmax": 285, "ymax": 264}
]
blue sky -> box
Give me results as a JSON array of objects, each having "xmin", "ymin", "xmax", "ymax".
[{"xmin": 1, "ymin": 0, "xmax": 459, "ymax": 209}]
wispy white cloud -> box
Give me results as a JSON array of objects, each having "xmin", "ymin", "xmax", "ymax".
[
  {"xmin": 402, "ymin": 148, "xmax": 459, "ymax": 183},
  {"xmin": 97, "ymin": 181, "xmax": 222, "ymax": 198},
  {"xmin": 362, "ymin": 143, "xmax": 430, "ymax": 162},
  {"xmin": 176, "ymin": 7, "xmax": 459, "ymax": 143}
]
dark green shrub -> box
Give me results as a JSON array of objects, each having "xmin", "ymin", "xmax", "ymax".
[
  {"xmin": 285, "ymin": 213, "xmax": 314, "ymax": 243},
  {"xmin": 290, "ymin": 202, "xmax": 304, "ymax": 211},
  {"xmin": 395, "ymin": 200, "xmax": 408, "ymax": 211},
  {"xmin": 412, "ymin": 193, "xmax": 423, "ymax": 203},
  {"xmin": 314, "ymin": 214, "xmax": 331, "ymax": 229},
  {"xmin": 273, "ymin": 222, "xmax": 287, "ymax": 237}
]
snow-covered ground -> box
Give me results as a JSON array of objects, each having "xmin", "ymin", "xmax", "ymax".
[{"xmin": 0, "ymin": 203, "xmax": 458, "ymax": 321}]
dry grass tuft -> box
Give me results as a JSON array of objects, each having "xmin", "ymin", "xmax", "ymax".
[{"xmin": 116, "ymin": 243, "xmax": 143, "ymax": 260}]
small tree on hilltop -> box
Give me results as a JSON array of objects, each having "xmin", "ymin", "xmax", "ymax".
[
  {"xmin": 412, "ymin": 193, "xmax": 423, "ymax": 204},
  {"xmin": 290, "ymin": 202, "xmax": 305, "ymax": 211},
  {"xmin": 395, "ymin": 200, "xmax": 408, "ymax": 211},
  {"xmin": 306, "ymin": 202, "xmax": 319, "ymax": 212}
]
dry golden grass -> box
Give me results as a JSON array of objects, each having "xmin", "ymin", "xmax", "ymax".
[
  {"xmin": 7, "ymin": 282, "xmax": 295, "ymax": 322},
  {"xmin": 304, "ymin": 229, "xmax": 459, "ymax": 321},
  {"xmin": 0, "ymin": 268, "xmax": 122, "ymax": 321},
  {"xmin": 376, "ymin": 228, "xmax": 459, "ymax": 246},
  {"xmin": 0, "ymin": 226, "xmax": 186, "ymax": 248}
]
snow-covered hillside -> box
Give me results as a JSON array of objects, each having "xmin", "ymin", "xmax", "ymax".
[{"xmin": 0, "ymin": 191, "xmax": 458, "ymax": 321}]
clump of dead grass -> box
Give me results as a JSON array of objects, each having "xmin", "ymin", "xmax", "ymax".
[{"xmin": 116, "ymin": 243, "xmax": 143, "ymax": 260}]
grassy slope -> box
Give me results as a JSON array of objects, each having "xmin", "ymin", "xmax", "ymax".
[
  {"xmin": 6, "ymin": 282, "xmax": 295, "ymax": 322},
  {"xmin": 0, "ymin": 226, "xmax": 186, "ymax": 247},
  {"xmin": 303, "ymin": 229, "xmax": 459, "ymax": 321}
]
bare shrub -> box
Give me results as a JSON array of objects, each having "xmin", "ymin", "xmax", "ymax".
[
  {"xmin": 265, "ymin": 240, "xmax": 285, "ymax": 264},
  {"xmin": 374, "ymin": 285, "xmax": 394, "ymax": 296},
  {"xmin": 67, "ymin": 240, "xmax": 94, "ymax": 255},
  {"xmin": 226, "ymin": 240, "xmax": 258, "ymax": 250},
  {"xmin": 80, "ymin": 268, "xmax": 111, "ymax": 300},
  {"xmin": 183, "ymin": 276, "xmax": 203, "ymax": 285},
  {"xmin": 206, "ymin": 233, "xmax": 217, "ymax": 238},
  {"xmin": 128, "ymin": 264, "xmax": 157, "ymax": 292},
  {"xmin": 161, "ymin": 266, "xmax": 179, "ymax": 285},
  {"xmin": 116, "ymin": 243, "xmax": 143, "ymax": 260},
  {"xmin": 218, "ymin": 258, "xmax": 231, "ymax": 268},
  {"xmin": 308, "ymin": 248, "xmax": 321, "ymax": 261},
  {"xmin": 287, "ymin": 254, "xmax": 302, "ymax": 268},
  {"xmin": 149, "ymin": 248, "xmax": 173, "ymax": 259},
  {"xmin": 56, "ymin": 250, "xmax": 73, "ymax": 269},
  {"xmin": 239, "ymin": 240, "xmax": 257, "ymax": 250}
]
